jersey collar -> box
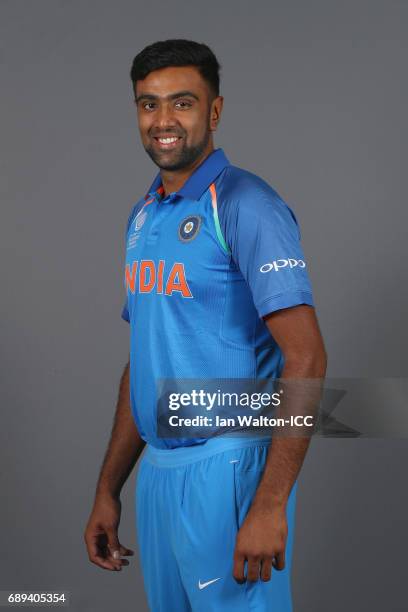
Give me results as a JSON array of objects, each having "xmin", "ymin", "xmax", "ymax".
[{"xmin": 145, "ymin": 147, "xmax": 230, "ymax": 201}]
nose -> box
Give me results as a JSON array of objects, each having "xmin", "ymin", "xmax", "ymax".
[{"xmin": 154, "ymin": 102, "xmax": 177, "ymax": 131}]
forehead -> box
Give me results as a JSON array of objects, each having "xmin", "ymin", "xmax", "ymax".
[{"xmin": 135, "ymin": 65, "xmax": 207, "ymax": 97}]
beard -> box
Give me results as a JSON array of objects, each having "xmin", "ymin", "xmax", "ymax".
[{"xmin": 144, "ymin": 128, "xmax": 211, "ymax": 172}]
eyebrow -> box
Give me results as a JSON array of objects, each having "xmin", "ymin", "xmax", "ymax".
[{"xmin": 135, "ymin": 90, "xmax": 200, "ymax": 104}]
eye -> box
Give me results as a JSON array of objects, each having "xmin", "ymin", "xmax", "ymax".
[
  {"xmin": 142, "ymin": 102, "xmax": 156, "ymax": 111},
  {"xmin": 175, "ymin": 100, "xmax": 192, "ymax": 109}
]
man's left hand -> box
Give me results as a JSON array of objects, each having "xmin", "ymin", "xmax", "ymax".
[{"xmin": 233, "ymin": 503, "xmax": 288, "ymax": 583}]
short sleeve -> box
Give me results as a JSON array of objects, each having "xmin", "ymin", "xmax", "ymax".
[
  {"xmin": 120, "ymin": 203, "xmax": 138, "ymax": 324},
  {"xmin": 219, "ymin": 190, "xmax": 315, "ymax": 318}
]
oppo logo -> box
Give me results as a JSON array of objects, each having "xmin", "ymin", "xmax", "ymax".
[{"xmin": 260, "ymin": 259, "xmax": 306, "ymax": 273}]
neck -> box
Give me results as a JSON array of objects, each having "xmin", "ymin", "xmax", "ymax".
[{"xmin": 160, "ymin": 142, "xmax": 215, "ymax": 197}]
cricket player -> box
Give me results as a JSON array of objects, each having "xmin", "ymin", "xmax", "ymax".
[{"xmin": 84, "ymin": 39, "xmax": 327, "ymax": 611}]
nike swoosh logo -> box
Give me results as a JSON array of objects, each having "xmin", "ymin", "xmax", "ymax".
[{"xmin": 198, "ymin": 578, "xmax": 221, "ymax": 590}]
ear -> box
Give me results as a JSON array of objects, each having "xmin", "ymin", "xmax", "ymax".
[{"xmin": 210, "ymin": 96, "xmax": 224, "ymax": 131}]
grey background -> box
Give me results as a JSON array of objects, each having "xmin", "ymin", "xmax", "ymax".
[{"xmin": 1, "ymin": 0, "xmax": 407, "ymax": 610}]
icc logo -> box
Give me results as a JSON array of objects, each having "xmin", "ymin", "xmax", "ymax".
[{"xmin": 133, "ymin": 210, "xmax": 147, "ymax": 232}]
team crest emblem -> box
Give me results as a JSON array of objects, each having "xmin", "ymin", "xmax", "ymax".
[{"xmin": 178, "ymin": 215, "xmax": 202, "ymax": 242}]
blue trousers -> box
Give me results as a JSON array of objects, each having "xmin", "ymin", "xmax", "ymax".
[{"xmin": 135, "ymin": 436, "xmax": 297, "ymax": 611}]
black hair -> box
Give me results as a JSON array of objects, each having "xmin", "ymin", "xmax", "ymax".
[{"xmin": 130, "ymin": 39, "xmax": 221, "ymax": 98}]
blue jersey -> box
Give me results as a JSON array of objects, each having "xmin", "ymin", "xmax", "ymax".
[{"xmin": 122, "ymin": 148, "xmax": 314, "ymax": 448}]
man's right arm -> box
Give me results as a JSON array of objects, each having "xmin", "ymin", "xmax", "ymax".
[
  {"xmin": 84, "ymin": 359, "xmax": 146, "ymax": 571},
  {"xmin": 95, "ymin": 359, "xmax": 145, "ymax": 499}
]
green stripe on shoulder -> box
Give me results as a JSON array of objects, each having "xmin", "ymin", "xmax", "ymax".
[{"xmin": 209, "ymin": 182, "xmax": 230, "ymax": 255}]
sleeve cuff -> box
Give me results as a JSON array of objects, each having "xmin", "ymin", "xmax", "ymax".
[{"xmin": 257, "ymin": 290, "xmax": 314, "ymax": 318}]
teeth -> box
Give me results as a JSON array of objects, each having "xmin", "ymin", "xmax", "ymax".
[{"xmin": 158, "ymin": 137, "xmax": 179, "ymax": 144}]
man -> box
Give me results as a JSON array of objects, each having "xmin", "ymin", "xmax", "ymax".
[{"xmin": 84, "ymin": 39, "xmax": 327, "ymax": 611}]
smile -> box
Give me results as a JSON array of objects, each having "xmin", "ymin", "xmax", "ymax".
[{"xmin": 153, "ymin": 136, "xmax": 183, "ymax": 149}]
